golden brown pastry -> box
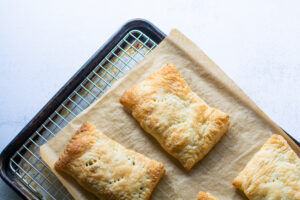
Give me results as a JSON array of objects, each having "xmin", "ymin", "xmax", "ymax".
[
  {"xmin": 196, "ymin": 191, "xmax": 219, "ymax": 200},
  {"xmin": 120, "ymin": 63, "xmax": 230, "ymax": 170},
  {"xmin": 54, "ymin": 121, "xmax": 165, "ymax": 200},
  {"xmin": 232, "ymin": 134, "xmax": 300, "ymax": 200}
]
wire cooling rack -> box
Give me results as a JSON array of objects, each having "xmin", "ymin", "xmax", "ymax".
[{"xmin": 9, "ymin": 30, "xmax": 158, "ymax": 200}]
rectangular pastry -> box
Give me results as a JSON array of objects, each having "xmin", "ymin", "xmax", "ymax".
[
  {"xmin": 232, "ymin": 134, "xmax": 300, "ymax": 200},
  {"xmin": 54, "ymin": 121, "xmax": 165, "ymax": 200},
  {"xmin": 120, "ymin": 63, "xmax": 230, "ymax": 170},
  {"xmin": 196, "ymin": 191, "xmax": 218, "ymax": 200}
]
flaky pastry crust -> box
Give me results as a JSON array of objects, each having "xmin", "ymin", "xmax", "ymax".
[
  {"xmin": 120, "ymin": 63, "xmax": 230, "ymax": 170},
  {"xmin": 196, "ymin": 191, "xmax": 218, "ymax": 200},
  {"xmin": 55, "ymin": 122, "xmax": 165, "ymax": 200},
  {"xmin": 232, "ymin": 134, "xmax": 300, "ymax": 200}
]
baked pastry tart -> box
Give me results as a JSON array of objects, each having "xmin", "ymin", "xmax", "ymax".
[
  {"xmin": 55, "ymin": 121, "xmax": 165, "ymax": 200},
  {"xmin": 120, "ymin": 63, "xmax": 230, "ymax": 170}
]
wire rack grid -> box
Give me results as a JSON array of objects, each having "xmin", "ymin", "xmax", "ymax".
[{"xmin": 9, "ymin": 30, "xmax": 158, "ymax": 200}]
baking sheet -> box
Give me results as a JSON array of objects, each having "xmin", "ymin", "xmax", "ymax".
[{"xmin": 40, "ymin": 29, "xmax": 300, "ymax": 200}]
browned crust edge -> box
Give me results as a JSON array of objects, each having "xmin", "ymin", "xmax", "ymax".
[
  {"xmin": 54, "ymin": 121, "xmax": 97, "ymax": 171},
  {"xmin": 120, "ymin": 63, "xmax": 184, "ymax": 110},
  {"xmin": 144, "ymin": 161, "xmax": 165, "ymax": 199},
  {"xmin": 196, "ymin": 191, "xmax": 218, "ymax": 200}
]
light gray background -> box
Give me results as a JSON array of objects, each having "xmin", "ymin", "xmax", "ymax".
[{"xmin": 0, "ymin": 0, "xmax": 299, "ymax": 199}]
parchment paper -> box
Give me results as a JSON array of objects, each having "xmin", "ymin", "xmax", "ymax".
[{"xmin": 40, "ymin": 29, "xmax": 300, "ymax": 200}]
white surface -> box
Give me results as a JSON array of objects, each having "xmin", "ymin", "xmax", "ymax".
[{"xmin": 0, "ymin": 0, "xmax": 299, "ymax": 199}]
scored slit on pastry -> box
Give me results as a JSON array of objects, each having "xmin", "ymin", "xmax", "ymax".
[
  {"xmin": 120, "ymin": 63, "xmax": 230, "ymax": 171},
  {"xmin": 232, "ymin": 134, "xmax": 300, "ymax": 200},
  {"xmin": 54, "ymin": 121, "xmax": 165, "ymax": 200}
]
